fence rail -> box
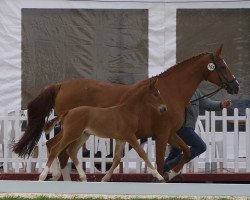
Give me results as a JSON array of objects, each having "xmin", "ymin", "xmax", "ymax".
[{"xmin": 0, "ymin": 108, "xmax": 249, "ymax": 174}]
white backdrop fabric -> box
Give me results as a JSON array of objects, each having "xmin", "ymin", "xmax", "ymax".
[{"xmin": 0, "ymin": 0, "xmax": 249, "ymax": 112}]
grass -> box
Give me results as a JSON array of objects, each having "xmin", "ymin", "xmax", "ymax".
[{"xmin": 0, "ymin": 195, "xmax": 247, "ymax": 200}]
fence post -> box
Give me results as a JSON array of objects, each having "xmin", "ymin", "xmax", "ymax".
[
  {"xmin": 234, "ymin": 108, "xmax": 239, "ymax": 172},
  {"xmin": 210, "ymin": 111, "xmax": 217, "ymax": 173},
  {"xmin": 222, "ymin": 108, "xmax": 228, "ymax": 170},
  {"xmin": 204, "ymin": 111, "xmax": 211, "ymax": 173},
  {"xmin": 246, "ymin": 108, "xmax": 250, "ymax": 172}
]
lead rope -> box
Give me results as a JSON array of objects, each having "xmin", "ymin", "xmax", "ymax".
[
  {"xmin": 190, "ymin": 87, "xmax": 223, "ymax": 104},
  {"xmin": 181, "ymin": 87, "xmax": 223, "ymax": 131}
]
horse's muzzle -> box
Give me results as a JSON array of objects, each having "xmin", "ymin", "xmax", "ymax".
[
  {"xmin": 159, "ymin": 105, "xmax": 167, "ymax": 113},
  {"xmin": 226, "ymin": 79, "xmax": 240, "ymax": 94}
]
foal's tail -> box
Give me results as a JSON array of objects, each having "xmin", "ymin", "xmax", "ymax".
[
  {"xmin": 12, "ymin": 84, "xmax": 61, "ymax": 158},
  {"xmin": 44, "ymin": 112, "xmax": 67, "ymax": 134},
  {"xmin": 44, "ymin": 116, "xmax": 62, "ymax": 134}
]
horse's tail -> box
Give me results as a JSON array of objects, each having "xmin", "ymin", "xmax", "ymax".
[{"xmin": 12, "ymin": 84, "xmax": 61, "ymax": 158}]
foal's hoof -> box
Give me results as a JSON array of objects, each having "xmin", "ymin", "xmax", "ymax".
[{"xmin": 79, "ymin": 176, "xmax": 87, "ymax": 182}]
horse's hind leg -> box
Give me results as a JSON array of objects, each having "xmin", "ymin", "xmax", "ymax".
[
  {"xmin": 165, "ymin": 134, "xmax": 190, "ymax": 181},
  {"xmin": 101, "ymin": 140, "xmax": 125, "ymax": 182},
  {"xmin": 127, "ymin": 136, "xmax": 165, "ymax": 182},
  {"xmin": 66, "ymin": 134, "xmax": 90, "ymax": 182}
]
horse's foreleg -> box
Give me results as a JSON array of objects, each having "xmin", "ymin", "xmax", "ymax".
[
  {"xmin": 128, "ymin": 136, "xmax": 165, "ymax": 182},
  {"xmin": 101, "ymin": 140, "xmax": 125, "ymax": 182},
  {"xmin": 66, "ymin": 134, "xmax": 89, "ymax": 182}
]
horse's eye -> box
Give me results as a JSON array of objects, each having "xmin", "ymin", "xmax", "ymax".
[
  {"xmin": 153, "ymin": 90, "xmax": 160, "ymax": 97},
  {"xmin": 153, "ymin": 92, "xmax": 159, "ymax": 97}
]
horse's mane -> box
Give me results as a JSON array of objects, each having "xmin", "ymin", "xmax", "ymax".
[
  {"xmin": 120, "ymin": 52, "xmax": 210, "ymax": 103},
  {"xmin": 154, "ymin": 52, "xmax": 210, "ymax": 79}
]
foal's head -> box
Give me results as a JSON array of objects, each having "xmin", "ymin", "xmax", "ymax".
[{"xmin": 126, "ymin": 78, "xmax": 167, "ymax": 113}]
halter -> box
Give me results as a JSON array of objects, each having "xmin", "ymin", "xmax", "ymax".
[
  {"xmin": 191, "ymin": 53, "xmax": 235, "ymax": 104},
  {"xmin": 210, "ymin": 54, "xmax": 238, "ymax": 90}
]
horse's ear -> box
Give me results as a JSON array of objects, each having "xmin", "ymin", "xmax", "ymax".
[
  {"xmin": 149, "ymin": 78, "xmax": 158, "ymax": 88},
  {"xmin": 215, "ymin": 44, "xmax": 223, "ymax": 57}
]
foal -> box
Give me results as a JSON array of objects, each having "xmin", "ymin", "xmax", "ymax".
[{"xmin": 39, "ymin": 78, "xmax": 167, "ymax": 182}]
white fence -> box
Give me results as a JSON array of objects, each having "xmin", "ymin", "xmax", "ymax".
[{"xmin": 0, "ymin": 108, "xmax": 249, "ymax": 174}]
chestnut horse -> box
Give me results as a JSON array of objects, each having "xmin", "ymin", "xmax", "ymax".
[
  {"xmin": 39, "ymin": 79, "xmax": 167, "ymax": 182},
  {"xmin": 13, "ymin": 45, "xmax": 239, "ymax": 180}
]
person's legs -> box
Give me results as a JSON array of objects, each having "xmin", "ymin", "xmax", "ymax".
[
  {"xmin": 164, "ymin": 127, "xmax": 207, "ymax": 173},
  {"xmin": 164, "ymin": 147, "xmax": 182, "ymax": 172}
]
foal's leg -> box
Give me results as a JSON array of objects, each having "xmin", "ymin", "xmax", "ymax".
[
  {"xmin": 101, "ymin": 140, "xmax": 125, "ymax": 182},
  {"xmin": 46, "ymin": 133, "xmax": 63, "ymax": 181},
  {"xmin": 66, "ymin": 134, "xmax": 90, "ymax": 182},
  {"xmin": 58, "ymin": 148, "xmax": 71, "ymax": 181},
  {"xmin": 155, "ymin": 135, "xmax": 168, "ymax": 176},
  {"xmin": 127, "ymin": 136, "xmax": 165, "ymax": 182},
  {"xmin": 39, "ymin": 137, "xmax": 73, "ymax": 181}
]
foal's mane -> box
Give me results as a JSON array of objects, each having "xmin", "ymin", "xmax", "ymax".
[
  {"xmin": 119, "ymin": 80, "xmax": 150, "ymax": 104},
  {"xmin": 154, "ymin": 52, "xmax": 210, "ymax": 79}
]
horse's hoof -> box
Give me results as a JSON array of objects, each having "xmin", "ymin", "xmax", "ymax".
[
  {"xmin": 159, "ymin": 178, "xmax": 166, "ymax": 183},
  {"xmin": 163, "ymin": 172, "xmax": 169, "ymax": 182},
  {"xmin": 175, "ymin": 173, "xmax": 184, "ymax": 181},
  {"xmin": 152, "ymin": 177, "xmax": 165, "ymax": 183},
  {"xmin": 164, "ymin": 170, "xmax": 182, "ymax": 182}
]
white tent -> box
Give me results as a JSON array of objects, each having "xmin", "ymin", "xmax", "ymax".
[{"xmin": 0, "ymin": 0, "xmax": 249, "ymax": 112}]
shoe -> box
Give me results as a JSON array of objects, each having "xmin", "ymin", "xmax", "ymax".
[{"xmin": 164, "ymin": 170, "xmax": 183, "ymax": 182}]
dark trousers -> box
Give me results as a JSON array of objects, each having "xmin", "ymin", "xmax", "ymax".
[{"xmin": 163, "ymin": 127, "xmax": 207, "ymax": 172}]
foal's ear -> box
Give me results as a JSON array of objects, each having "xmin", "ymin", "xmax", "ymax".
[{"xmin": 215, "ymin": 44, "xmax": 223, "ymax": 57}]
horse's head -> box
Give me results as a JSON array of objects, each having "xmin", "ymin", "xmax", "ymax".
[
  {"xmin": 205, "ymin": 45, "xmax": 240, "ymax": 94},
  {"xmin": 144, "ymin": 78, "xmax": 167, "ymax": 113}
]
